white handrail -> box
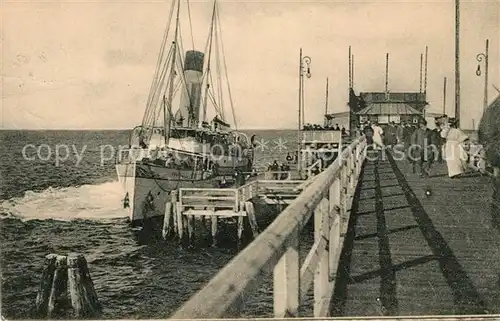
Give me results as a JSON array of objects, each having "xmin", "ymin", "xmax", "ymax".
[{"xmin": 170, "ymin": 136, "xmax": 367, "ymax": 319}]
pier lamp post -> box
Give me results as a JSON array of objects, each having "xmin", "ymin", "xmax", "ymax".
[
  {"xmin": 297, "ymin": 48, "xmax": 312, "ymax": 174},
  {"xmin": 476, "ymin": 39, "xmax": 489, "ymax": 111}
]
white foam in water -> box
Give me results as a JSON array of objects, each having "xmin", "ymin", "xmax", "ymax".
[{"xmin": 0, "ymin": 181, "xmax": 129, "ymax": 221}]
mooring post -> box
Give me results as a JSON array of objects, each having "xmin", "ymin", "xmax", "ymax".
[
  {"xmin": 47, "ymin": 255, "xmax": 68, "ymax": 318},
  {"xmin": 34, "ymin": 254, "xmax": 58, "ymax": 317},
  {"xmin": 67, "ymin": 253, "xmax": 101, "ymax": 318},
  {"xmin": 35, "ymin": 253, "xmax": 100, "ymax": 319}
]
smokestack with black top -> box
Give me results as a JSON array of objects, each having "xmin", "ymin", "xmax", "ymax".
[{"xmin": 175, "ymin": 50, "xmax": 205, "ymax": 127}]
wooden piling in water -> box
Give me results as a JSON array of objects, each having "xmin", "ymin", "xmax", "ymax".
[
  {"xmin": 34, "ymin": 253, "xmax": 101, "ymax": 319},
  {"xmin": 187, "ymin": 214, "xmax": 195, "ymax": 245},
  {"xmin": 162, "ymin": 201, "xmax": 173, "ymax": 240},
  {"xmin": 245, "ymin": 201, "xmax": 259, "ymax": 238},
  {"xmin": 47, "ymin": 255, "xmax": 68, "ymax": 318},
  {"xmin": 34, "ymin": 254, "xmax": 57, "ymax": 317},
  {"xmin": 67, "ymin": 253, "xmax": 101, "ymax": 318},
  {"xmin": 211, "ymin": 214, "xmax": 218, "ymax": 247}
]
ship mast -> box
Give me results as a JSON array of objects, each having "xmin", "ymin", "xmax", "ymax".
[
  {"xmin": 324, "ymin": 77, "xmax": 329, "ymax": 126},
  {"xmin": 201, "ymin": 0, "xmax": 217, "ymax": 126},
  {"xmin": 164, "ymin": 0, "xmax": 181, "ymax": 145}
]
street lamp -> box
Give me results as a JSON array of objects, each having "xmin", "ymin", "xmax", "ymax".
[
  {"xmin": 297, "ymin": 48, "xmax": 312, "ymax": 174},
  {"xmin": 300, "ymin": 53, "xmax": 312, "ymax": 126},
  {"xmin": 476, "ymin": 39, "xmax": 489, "ymax": 111}
]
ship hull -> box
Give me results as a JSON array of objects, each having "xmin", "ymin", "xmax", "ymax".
[{"xmin": 116, "ymin": 162, "xmax": 249, "ymax": 227}]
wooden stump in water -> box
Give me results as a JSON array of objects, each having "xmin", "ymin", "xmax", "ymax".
[
  {"xmin": 47, "ymin": 255, "xmax": 69, "ymax": 318},
  {"xmin": 34, "ymin": 253, "xmax": 101, "ymax": 319},
  {"xmin": 67, "ymin": 253, "xmax": 101, "ymax": 318},
  {"xmin": 34, "ymin": 254, "xmax": 58, "ymax": 317}
]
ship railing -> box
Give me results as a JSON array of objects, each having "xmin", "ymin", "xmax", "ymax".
[
  {"xmin": 264, "ymin": 171, "xmax": 292, "ymax": 180},
  {"xmin": 179, "ymin": 188, "xmax": 240, "ymax": 212},
  {"xmin": 115, "ymin": 148, "xmax": 150, "ymax": 164},
  {"xmin": 301, "ymin": 130, "xmax": 342, "ymax": 145},
  {"xmin": 237, "ymin": 181, "xmax": 259, "ymax": 203},
  {"xmin": 306, "ymin": 159, "xmax": 323, "ymax": 178},
  {"xmin": 170, "ymin": 136, "xmax": 367, "ymax": 319}
]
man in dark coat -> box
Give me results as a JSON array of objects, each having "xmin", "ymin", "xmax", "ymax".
[
  {"xmin": 402, "ymin": 122, "xmax": 413, "ymax": 152},
  {"xmin": 432, "ymin": 117, "xmax": 445, "ymax": 163},
  {"xmin": 478, "ymin": 95, "xmax": 500, "ymax": 229},
  {"xmin": 363, "ymin": 122, "xmax": 374, "ymax": 148},
  {"xmin": 410, "ymin": 118, "xmax": 439, "ymax": 177}
]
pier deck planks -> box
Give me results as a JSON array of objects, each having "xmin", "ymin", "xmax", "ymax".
[{"xmin": 331, "ymin": 150, "xmax": 500, "ymax": 317}]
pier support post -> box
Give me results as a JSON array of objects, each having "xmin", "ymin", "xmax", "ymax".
[
  {"xmin": 244, "ymin": 201, "xmax": 259, "ymax": 238},
  {"xmin": 34, "ymin": 253, "xmax": 101, "ymax": 319},
  {"xmin": 237, "ymin": 202, "xmax": 245, "ymax": 248},
  {"xmin": 314, "ymin": 197, "xmax": 330, "ymax": 317},
  {"xmin": 211, "ymin": 213, "xmax": 218, "ymax": 247},
  {"xmin": 176, "ymin": 197, "xmax": 184, "ymax": 245},
  {"xmin": 187, "ymin": 215, "xmax": 195, "ymax": 246},
  {"xmin": 273, "ymin": 225, "xmax": 299, "ymax": 317},
  {"xmin": 162, "ymin": 201, "xmax": 173, "ymax": 240}
]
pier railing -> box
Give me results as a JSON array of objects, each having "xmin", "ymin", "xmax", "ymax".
[{"xmin": 170, "ymin": 136, "xmax": 367, "ymax": 319}]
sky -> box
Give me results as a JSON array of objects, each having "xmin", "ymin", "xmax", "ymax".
[{"xmin": 2, "ymin": 0, "xmax": 499, "ymax": 130}]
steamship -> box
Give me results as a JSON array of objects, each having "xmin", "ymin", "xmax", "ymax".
[{"xmin": 116, "ymin": 0, "xmax": 256, "ymax": 226}]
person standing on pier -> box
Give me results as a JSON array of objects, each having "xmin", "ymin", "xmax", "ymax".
[
  {"xmin": 363, "ymin": 121, "xmax": 374, "ymax": 149},
  {"xmin": 372, "ymin": 121, "xmax": 384, "ymax": 150},
  {"xmin": 396, "ymin": 122, "xmax": 404, "ymax": 145},
  {"xmin": 433, "ymin": 117, "xmax": 444, "ymax": 163},
  {"xmin": 402, "ymin": 122, "xmax": 413, "ymax": 152},
  {"xmin": 441, "ymin": 118, "xmax": 469, "ymax": 178},
  {"xmin": 410, "ymin": 118, "xmax": 436, "ymax": 177}
]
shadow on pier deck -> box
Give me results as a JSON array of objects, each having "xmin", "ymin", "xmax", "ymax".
[{"xmin": 332, "ymin": 150, "xmax": 500, "ymax": 316}]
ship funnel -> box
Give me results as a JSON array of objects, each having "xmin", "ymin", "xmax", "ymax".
[{"xmin": 175, "ymin": 50, "xmax": 205, "ymax": 127}]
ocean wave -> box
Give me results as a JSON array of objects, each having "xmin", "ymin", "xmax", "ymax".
[{"xmin": 0, "ymin": 181, "xmax": 128, "ymax": 221}]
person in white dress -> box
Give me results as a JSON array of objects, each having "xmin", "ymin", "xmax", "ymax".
[
  {"xmin": 372, "ymin": 122, "xmax": 384, "ymax": 150},
  {"xmin": 441, "ymin": 118, "xmax": 469, "ymax": 178}
]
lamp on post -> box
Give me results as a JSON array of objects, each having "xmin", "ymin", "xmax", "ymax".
[
  {"xmin": 476, "ymin": 39, "xmax": 489, "ymax": 111},
  {"xmin": 297, "ymin": 48, "xmax": 312, "ymax": 175},
  {"xmin": 300, "ymin": 54, "xmax": 312, "ymax": 127}
]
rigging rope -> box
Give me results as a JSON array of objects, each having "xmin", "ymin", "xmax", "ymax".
[
  {"xmin": 142, "ymin": 45, "xmax": 175, "ymax": 137},
  {"xmin": 186, "ymin": 0, "xmax": 196, "ymax": 51},
  {"xmin": 141, "ymin": 0, "xmax": 176, "ymax": 131},
  {"xmin": 213, "ymin": 14, "xmax": 225, "ymax": 121},
  {"xmin": 216, "ymin": 4, "xmax": 238, "ymax": 130}
]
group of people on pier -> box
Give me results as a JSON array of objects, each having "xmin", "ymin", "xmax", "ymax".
[
  {"xmin": 359, "ymin": 117, "xmax": 470, "ymax": 179},
  {"xmin": 302, "ymin": 123, "xmax": 348, "ymax": 136},
  {"xmin": 267, "ymin": 160, "xmax": 291, "ymax": 180}
]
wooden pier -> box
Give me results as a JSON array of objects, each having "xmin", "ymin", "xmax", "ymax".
[
  {"xmin": 167, "ymin": 134, "xmax": 500, "ymax": 319},
  {"xmin": 170, "ymin": 136, "xmax": 366, "ymax": 318},
  {"xmin": 161, "ymin": 177, "xmax": 314, "ymax": 245},
  {"xmin": 161, "ymin": 130, "xmax": 341, "ymax": 246}
]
